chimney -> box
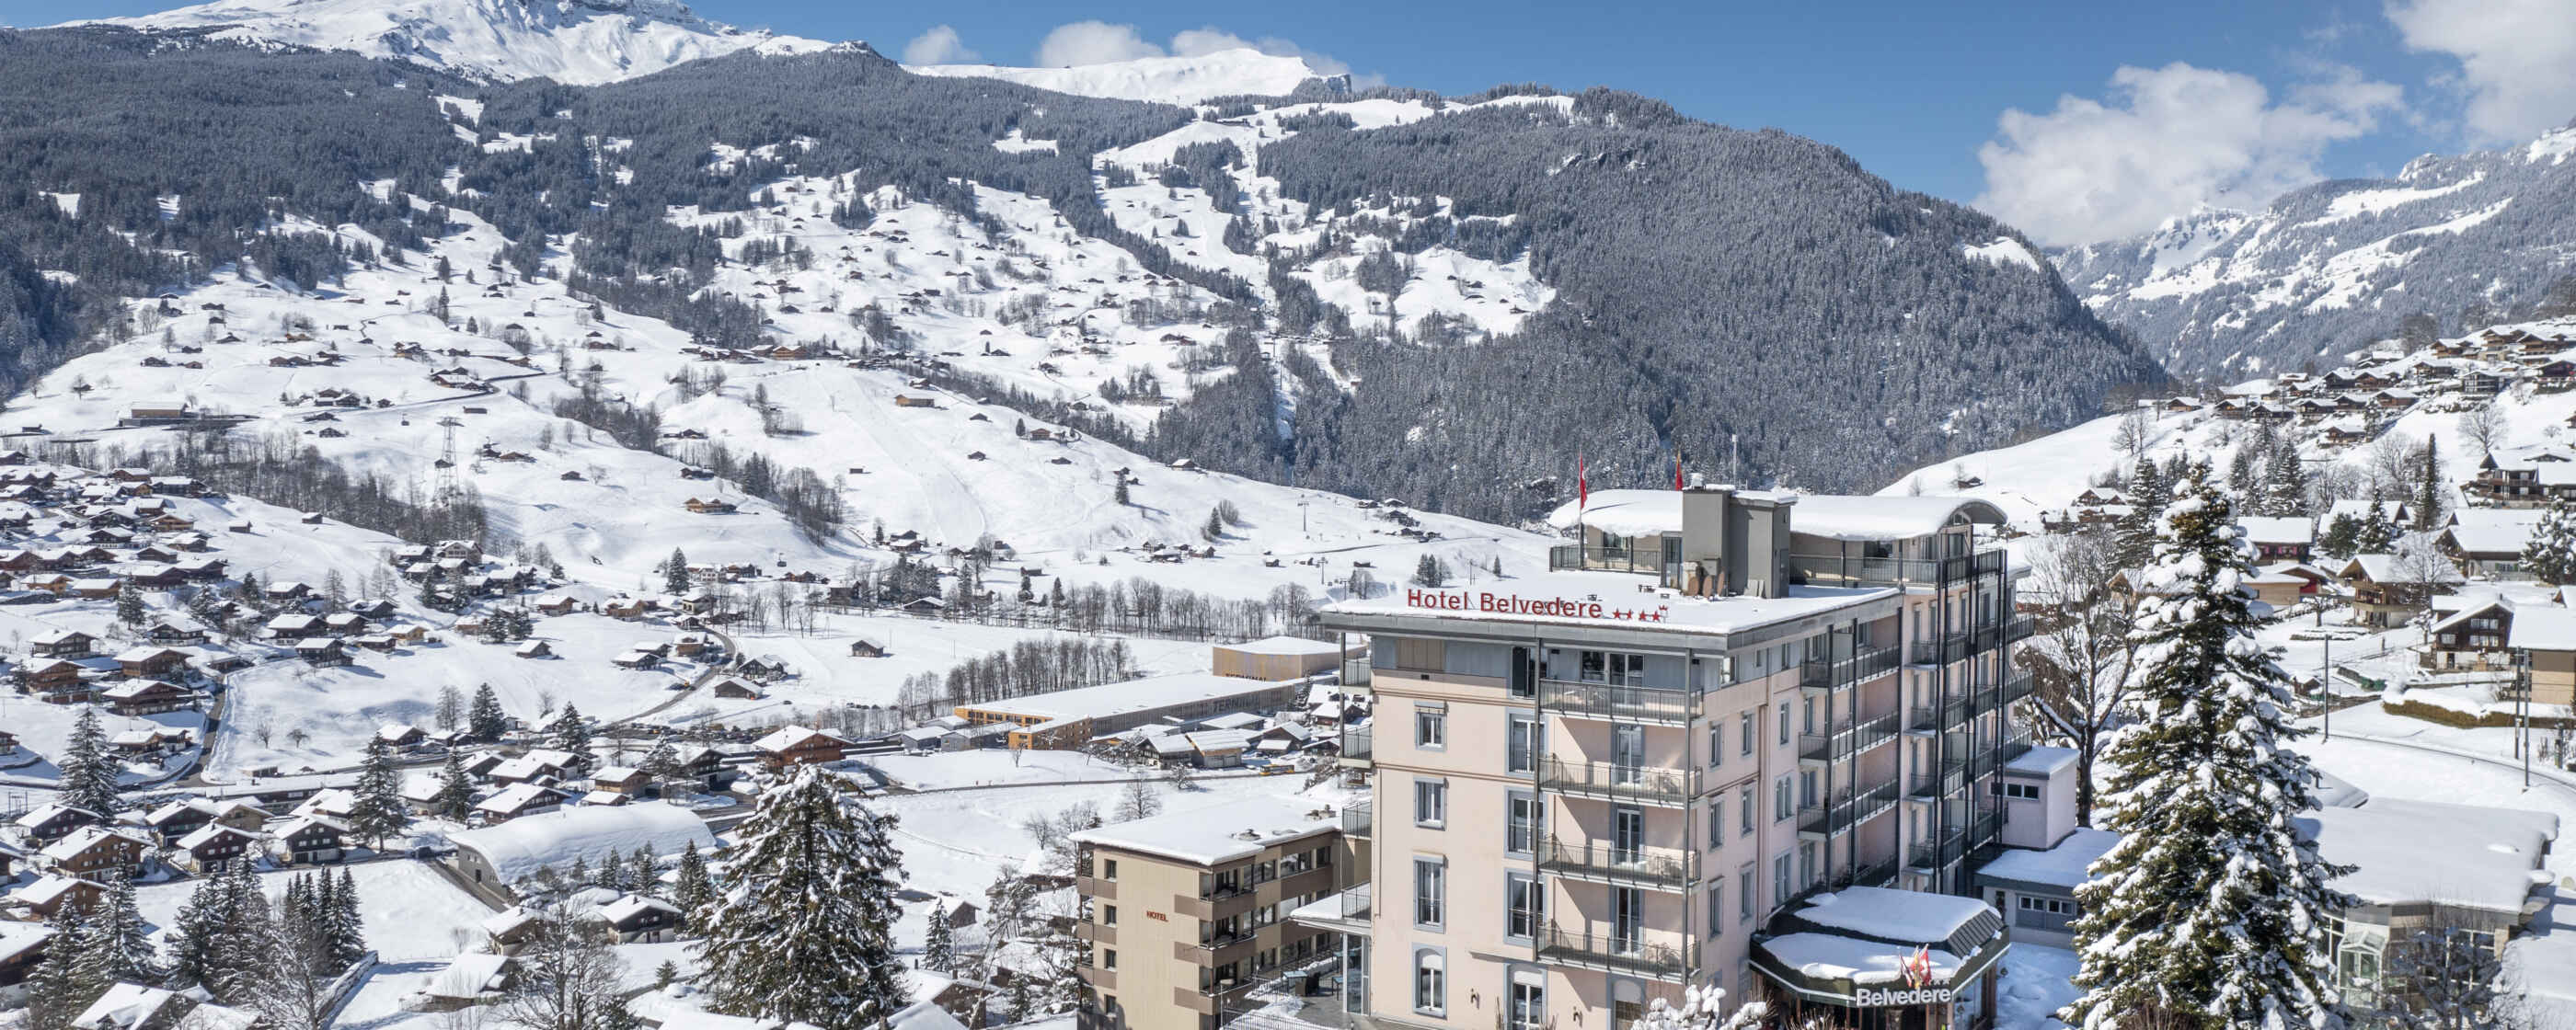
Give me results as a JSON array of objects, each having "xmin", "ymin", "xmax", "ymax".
[{"xmin": 1679, "ymin": 482, "xmax": 1733, "ymax": 596}]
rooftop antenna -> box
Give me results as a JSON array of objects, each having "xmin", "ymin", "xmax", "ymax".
[{"xmin": 1728, "ymin": 433, "xmax": 1739, "ymax": 485}]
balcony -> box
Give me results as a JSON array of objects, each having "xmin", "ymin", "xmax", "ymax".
[
  {"xmin": 1799, "ymin": 644, "xmax": 1901, "ymax": 692},
  {"xmin": 1537, "ymin": 922, "xmax": 1697, "ymax": 983},
  {"xmin": 2003, "ymin": 613, "xmax": 2035, "ymax": 643},
  {"xmin": 1798, "ymin": 779, "xmax": 1900, "ymax": 839},
  {"xmin": 1536, "ymin": 836, "xmax": 1698, "ymax": 892},
  {"xmin": 1538, "ymin": 757, "xmax": 1699, "ymax": 807},
  {"xmin": 1906, "ymin": 807, "xmax": 2004, "ymax": 871},
  {"xmin": 1549, "ymin": 544, "xmax": 1678, "ymax": 583},
  {"xmin": 1340, "ymin": 801, "xmax": 1372, "ymax": 839},
  {"xmin": 1172, "ymin": 979, "xmax": 1258, "ymax": 1016},
  {"xmin": 1339, "ymin": 726, "xmax": 1372, "ymax": 766},
  {"xmin": 1076, "ymin": 921, "xmax": 1117, "ymax": 946},
  {"xmin": 1176, "ymin": 928, "xmax": 1261, "ymax": 967},
  {"xmin": 1542, "ymin": 678, "xmax": 1694, "ymax": 726},
  {"xmin": 1799, "ymin": 712, "xmax": 1901, "ymax": 763},
  {"xmin": 1787, "ymin": 547, "xmax": 2005, "ymax": 589}
]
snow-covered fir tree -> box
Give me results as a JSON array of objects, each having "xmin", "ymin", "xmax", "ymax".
[
  {"xmin": 468, "ymin": 682, "xmax": 510, "ymax": 740},
  {"xmin": 673, "ymin": 842, "xmax": 715, "ymax": 931},
  {"xmin": 2524, "ymin": 498, "xmax": 2576, "ymax": 585},
  {"xmin": 57, "ymin": 707, "xmax": 126, "ymax": 814},
  {"xmin": 1637, "ymin": 985, "xmax": 1769, "ymax": 1030},
  {"xmin": 547, "ymin": 704, "xmax": 596, "ymax": 779},
  {"xmin": 433, "ymin": 749, "xmax": 478, "ymax": 819},
  {"xmin": 349, "ymin": 736, "xmax": 411, "ymax": 846},
  {"xmin": 330, "ymin": 868, "xmax": 368, "ymax": 967},
  {"xmin": 75, "ymin": 877, "xmax": 156, "ymax": 990},
  {"xmin": 695, "ymin": 766, "xmax": 907, "ymax": 1030},
  {"xmin": 2113, "ymin": 459, "xmax": 2168, "ymax": 570},
  {"xmin": 24, "ymin": 908, "xmax": 96, "ymax": 1030},
  {"xmin": 2061, "ymin": 463, "xmax": 2355, "ymax": 1030},
  {"xmin": 920, "ymin": 907, "xmax": 956, "ymax": 975}
]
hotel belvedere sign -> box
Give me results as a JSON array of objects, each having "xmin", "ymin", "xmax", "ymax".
[
  {"xmin": 1403, "ymin": 589, "xmax": 1672, "ymax": 624},
  {"xmin": 1853, "ymin": 987, "xmax": 1954, "ymax": 1008}
]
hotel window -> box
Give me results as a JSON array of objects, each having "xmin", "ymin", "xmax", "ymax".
[
  {"xmin": 1507, "ymin": 791, "xmax": 1540, "ymax": 855},
  {"xmin": 1708, "ymin": 880, "xmax": 1724, "ymax": 936},
  {"xmin": 1102, "ymin": 948, "xmax": 1117, "ymax": 969},
  {"xmin": 1708, "ymin": 722, "xmax": 1721, "ymax": 768},
  {"xmin": 1504, "ymin": 873, "xmax": 1543, "ymax": 942},
  {"xmin": 1414, "ymin": 778, "xmax": 1447, "ymax": 829},
  {"xmin": 1774, "ymin": 775, "xmax": 1792, "ymax": 822},
  {"xmin": 1413, "ymin": 949, "xmax": 1447, "ymax": 1014},
  {"xmin": 1507, "ymin": 714, "xmax": 1538, "ymax": 774},
  {"xmin": 1800, "ymin": 770, "xmax": 1817, "ymax": 808},
  {"xmin": 1102, "ymin": 859, "xmax": 1118, "ymax": 881},
  {"xmin": 1739, "ymin": 785, "xmax": 1754, "ymax": 836},
  {"xmin": 2019, "ymin": 897, "xmax": 2076, "ymax": 916},
  {"xmin": 1800, "ymin": 842, "xmax": 1816, "ymax": 888},
  {"xmin": 1706, "ymin": 798, "xmax": 1722, "ymax": 848},
  {"xmin": 1778, "ymin": 705, "xmax": 1790, "ymax": 746},
  {"xmin": 1738, "ymin": 864, "xmax": 1754, "ymax": 922},
  {"xmin": 1740, "ymin": 713, "xmax": 1754, "ymax": 755},
  {"xmin": 1773, "ymin": 852, "xmax": 1794, "ymax": 905},
  {"xmin": 1802, "ymin": 696, "xmax": 1815, "ymax": 734},
  {"xmin": 1414, "ymin": 859, "xmax": 1446, "ymax": 930},
  {"xmin": 1994, "ymin": 781, "xmax": 2041, "ymax": 801},
  {"xmin": 1415, "ymin": 705, "xmax": 1446, "ymax": 750},
  {"xmin": 1102, "ymin": 905, "xmax": 1117, "ymax": 925},
  {"xmin": 1581, "ymin": 650, "xmax": 1646, "ymax": 685}
]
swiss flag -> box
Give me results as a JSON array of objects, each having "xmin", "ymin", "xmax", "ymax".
[{"xmin": 1578, "ymin": 454, "xmax": 1589, "ymax": 511}]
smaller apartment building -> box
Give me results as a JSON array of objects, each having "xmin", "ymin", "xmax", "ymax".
[{"xmin": 1071, "ymin": 796, "xmax": 1351, "ymax": 1030}]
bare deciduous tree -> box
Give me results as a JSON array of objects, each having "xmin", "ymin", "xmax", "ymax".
[{"xmin": 2018, "ymin": 528, "xmax": 2138, "ymax": 823}]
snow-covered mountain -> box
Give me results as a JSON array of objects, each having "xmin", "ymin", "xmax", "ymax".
[
  {"xmin": 61, "ymin": 0, "xmax": 835, "ymax": 84},
  {"xmin": 2054, "ymin": 121, "xmax": 2576, "ymax": 379},
  {"xmin": 907, "ymin": 50, "xmax": 1340, "ymax": 107}
]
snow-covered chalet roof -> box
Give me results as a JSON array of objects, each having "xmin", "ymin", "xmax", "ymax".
[
  {"xmin": 2511, "ymin": 606, "xmax": 2576, "ymax": 651},
  {"xmin": 450, "ymin": 800, "xmax": 714, "ymax": 884},
  {"xmin": 1069, "ymin": 794, "xmax": 1337, "ymax": 865}
]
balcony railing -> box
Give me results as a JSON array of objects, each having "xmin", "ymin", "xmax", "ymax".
[
  {"xmin": 1341, "ymin": 801, "xmax": 1372, "ymax": 838},
  {"xmin": 1340, "ymin": 726, "xmax": 1372, "ymax": 761},
  {"xmin": 1799, "ymin": 644, "xmax": 1902, "ymax": 692},
  {"xmin": 1535, "ymin": 836, "xmax": 1698, "ymax": 891},
  {"xmin": 1340, "ymin": 884, "xmax": 1372, "ymax": 921},
  {"xmin": 1906, "ymin": 807, "xmax": 2004, "ymax": 871},
  {"xmin": 1799, "ymin": 779, "xmax": 1901, "ymax": 837},
  {"xmin": 1537, "ymin": 757, "xmax": 1698, "ymax": 807},
  {"xmin": 1542, "ymin": 679, "xmax": 1694, "ymax": 725},
  {"xmin": 1800, "ymin": 712, "xmax": 1901, "ymax": 762},
  {"xmin": 1787, "ymin": 547, "xmax": 2006, "ymax": 589},
  {"xmin": 1548, "ymin": 544, "xmax": 1679, "ymax": 583},
  {"xmin": 1536, "ymin": 922, "xmax": 1697, "ymax": 983}
]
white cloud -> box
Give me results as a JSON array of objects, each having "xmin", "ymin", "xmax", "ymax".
[
  {"xmin": 2386, "ymin": 0, "xmax": 2576, "ymax": 143},
  {"xmin": 1029, "ymin": 21, "xmax": 1378, "ymax": 86},
  {"xmin": 1034, "ymin": 21, "xmax": 1165, "ymax": 67},
  {"xmin": 900, "ymin": 25, "xmax": 978, "ymax": 66},
  {"xmin": 1972, "ymin": 62, "xmax": 2402, "ymax": 246}
]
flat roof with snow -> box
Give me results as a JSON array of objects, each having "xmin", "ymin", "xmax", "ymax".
[
  {"xmin": 1975, "ymin": 828, "xmax": 2121, "ymax": 892},
  {"xmin": 1220, "ymin": 635, "xmax": 1342, "ymax": 656},
  {"xmin": 1069, "ymin": 794, "xmax": 1338, "ymax": 866},
  {"xmin": 450, "ymin": 800, "xmax": 715, "ymax": 885},
  {"xmin": 1321, "ymin": 571, "xmax": 1897, "ymax": 644},
  {"xmin": 962, "ymin": 671, "xmax": 1304, "ymax": 723},
  {"xmin": 2301, "ymin": 798, "xmax": 2559, "ymax": 914}
]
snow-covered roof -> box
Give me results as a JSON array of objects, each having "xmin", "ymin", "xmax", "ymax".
[
  {"xmin": 1974, "ymin": 828, "xmax": 2121, "ymax": 891},
  {"xmin": 74, "ymin": 982, "xmax": 187, "ymax": 1030},
  {"xmin": 959, "ymin": 672, "xmax": 1303, "ymax": 723},
  {"xmin": 450, "ymin": 801, "xmax": 715, "ymax": 884},
  {"xmin": 2001, "ymin": 744, "xmax": 2078, "ymax": 777},
  {"xmin": 1221, "ymin": 635, "xmax": 1341, "ymax": 657},
  {"xmin": 2446, "ymin": 509, "xmax": 2546, "ymax": 555},
  {"xmin": 2511, "ymin": 606, "xmax": 2576, "ymax": 650},
  {"xmin": 0, "ymin": 920, "xmax": 53, "ymax": 966},
  {"xmin": 2302, "ymin": 798, "xmax": 2559, "ymax": 913},
  {"xmin": 2237, "ymin": 515, "xmax": 2315, "ymax": 545},
  {"xmin": 1069, "ymin": 794, "xmax": 1337, "ymax": 865},
  {"xmin": 1790, "ymin": 886, "xmax": 1993, "ymax": 944},
  {"xmin": 888, "ymin": 1000, "xmax": 969, "ymax": 1030},
  {"xmin": 1759, "ymin": 933, "xmax": 1964, "ymax": 986},
  {"xmin": 426, "ymin": 953, "xmax": 512, "ymax": 999},
  {"xmin": 1322, "ymin": 571, "xmax": 1894, "ymax": 637}
]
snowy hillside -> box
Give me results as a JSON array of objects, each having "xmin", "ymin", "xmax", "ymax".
[
  {"xmin": 2055, "ymin": 121, "xmax": 2576, "ymax": 378},
  {"xmin": 907, "ymin": 50, "xmax": 1334, "ymax": 106},
  {"xmin": 60, "ymin": 0, "xmax": 836, "ymax": 84},
  {"xmin": 1880, "ymin": 315, "xmax": 2576, "ymax": 533}
]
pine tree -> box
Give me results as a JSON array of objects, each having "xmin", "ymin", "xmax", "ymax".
[
  {"xmin": 597, "ymin": 850, "xmax": 626, "ymax": 892},
  {"xmin": 58, "ymin": 707, "xmax": 125, "ymax": 815},
  {"xmin": 77, "ymin": 877, "xmax": 156, "ymax": 988},
  {"xmin": 330, "ymin": 868, "xmax": 367, "ymax": 967},
  {"xmin": 349, "ymin": 737, "xmax": 410, "ymax": 847},
  {"xmin": 204, "ymin": 858, "xmax": 276, "ymax": 999},
  {"xmin": 165, "ymin": 867, "xmax": 233, "ymax": 988},
  {"xmin": 2415, "ymin": 438, "xmax": 2444, "ymax": 532},
  {"xmin": 1112, "ymin": 479, "xmax": 1129, "ymax": 506},
  {"xmin": 673, "ymin": 843, "xmax": 715, "ymax": 931},
  {"xmin": 25, "ymin": 908, "xmax": 96, "ymax": 1030},
  {"xmin": 1202, "ymin": 508, "xmax": 1224, "ymax": 542},
  {"xmin": 2263, "ymin": 438, "xmax": 2310, "ymax": 517},
  {"xmin": 2113, "ymin": 460, "xmax": 2168, "ymax": 571},
  {"xmin": 546, "ymin": 705, "xmax": 596, "ymax": 779},
  {"xmin": 2061, "ymin": 464, "xmax": 2354, "ymax": 1030},
  {"xmin": 666, "ymin": 548, "xmax": 692, "ymax": 596},
  {"xmin": 2526, "ymin": 498, "xmax": 2576, "ymax": 585},
  {"xmin": 920, "ymin": 908, "xmax": 956, "ymax": 975},
  {"xmin": 433, "ymin": 749, "xmax": 477, "ymax": 819},
  {"xmin": 434, "ymin": 684, "xmax": 466, "ymax": 732},
  {"xmin": 2318, "ymin": 512, "xmax": 2363, "ymax": 561},
  {"xmin": 116, "ymin": 588, "xmax": 144, "ymax": 626},
  {"xmin": 629, "ymin": 845, "xmax": 662, "ymax": 891},
  {"xmin": 468, "ymin": 682, "xmax": 509, "ymax": 740},
  {"xmin": 695, "ymin": 766, "xmax": 907, "ymax": 1030}
]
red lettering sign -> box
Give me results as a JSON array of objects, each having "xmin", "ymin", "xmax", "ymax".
[{"xmin": 1401, "ymin": 589, "xmax": 1668, "ymax": 624}]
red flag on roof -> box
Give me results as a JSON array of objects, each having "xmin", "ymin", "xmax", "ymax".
[
  {"xmin": 1578, "ymin": 453, "xmax": 1589, "ymax": 512},
  {"xmin": 1673, "ymin": 455, "xmax": 1685, "ymax": 491}
]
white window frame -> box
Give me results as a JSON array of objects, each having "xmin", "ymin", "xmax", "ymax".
[
  {"xmin": 1414, "ymin": 777, "xmax": 1447, "ymax": 829},
  {"xmin": 1414, "ymin": 857, "xmax": 1447, "ymax": 931}
]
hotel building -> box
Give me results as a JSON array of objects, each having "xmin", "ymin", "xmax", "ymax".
[{"xmin": 1298, "ymin": 484, "xmax": 2069, "ymax": 1030}]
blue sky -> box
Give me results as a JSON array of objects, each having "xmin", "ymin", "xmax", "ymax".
[{"xmin": 13, "ymin": 0, "xmax": 2573, "ymax": 246}]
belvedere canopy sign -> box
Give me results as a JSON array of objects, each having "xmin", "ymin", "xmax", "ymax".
[
  {"xmin": 1403, "ymin": 589, "xmax": 1672, "ymax": 624},
  {"xmin": 1853, "ymin": 987, "xmax": 1954, "ymax": 1008}
]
